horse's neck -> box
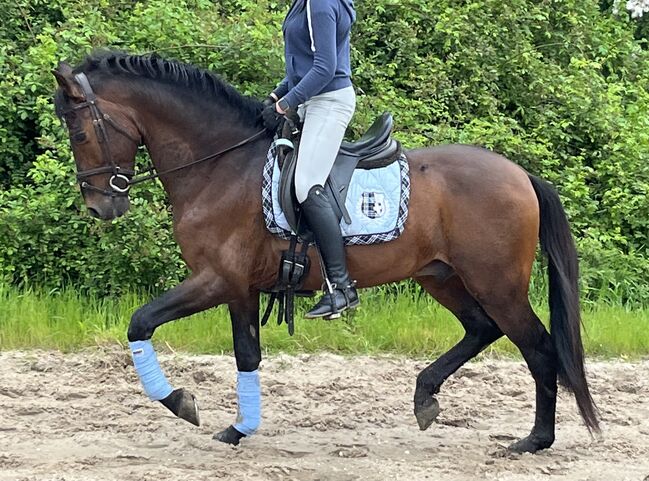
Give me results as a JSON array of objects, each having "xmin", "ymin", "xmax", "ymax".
[{"xmin": 130, "ymin": 91, "xmax": 265, "ymax": 208}]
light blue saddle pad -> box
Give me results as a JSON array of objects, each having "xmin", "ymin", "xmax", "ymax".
[{"xmin": 261, "ymin": 145, "xmax": 411, "ymax": 246}]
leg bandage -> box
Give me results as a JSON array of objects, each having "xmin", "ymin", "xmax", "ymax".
[
  {"xmin": 233, "ymin": 370, "xmax": 261, "ymax": 436},
  {"xmin": 129, "ymin": 340, "xmax": 174, "ymax": 401}
]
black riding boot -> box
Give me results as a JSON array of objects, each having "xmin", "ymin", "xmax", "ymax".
[{"xmin": 301, "ymin": 185, "xmax": 359, "ymax": 319}]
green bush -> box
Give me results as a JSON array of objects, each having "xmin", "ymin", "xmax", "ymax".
[
  {"xmin": 0, "ymin": 151, "xmax": 185, "ymax": 294},
  {"xmin": 0, "ymin": 0, "xmax": 647, "ymax": 305}
]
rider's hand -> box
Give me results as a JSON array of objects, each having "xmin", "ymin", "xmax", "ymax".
[
  {"xmin": 262, "ymin": 104, "xmax": 283, "ymax": 132},
  {"xmin": 262, "ymin": 95, "xmax": 276, "ymax": 108}
]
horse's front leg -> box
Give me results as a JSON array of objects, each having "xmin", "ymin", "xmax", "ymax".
[
  {"xmin": 214, "ymin": 292, "xmax": 262, "ymax": 446},
  {"xmin": 127, "ymin": 271, "xmax": 228, "ymax": 426}
]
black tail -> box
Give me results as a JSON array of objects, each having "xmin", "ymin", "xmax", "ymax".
[{"xmin": 528, "ymin": 174, "xmax": 599, "ymax": 432}]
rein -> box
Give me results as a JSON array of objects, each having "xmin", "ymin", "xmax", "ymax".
[
  {"xmin": 127, "ymin": 129, "xmax": 267, "ymax": 186},
  {"xmin": 60, "ymin": 72, "xmax": 267, "ymax": 197}
]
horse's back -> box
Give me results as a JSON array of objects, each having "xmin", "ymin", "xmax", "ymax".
[
  {"xmin": 407, "ymin": 144, "xmax": 531, "ymax": 190},
  {"xmin": 406, "ymin": 143, "xmax": 537, "ymax": 214}
]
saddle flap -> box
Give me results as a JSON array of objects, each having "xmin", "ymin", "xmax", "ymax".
[
  {"xmin": 278, "ymin": 149, "xmax": 300, "ymax": 233},
  {"xmin": 278, "ymin": 148, "xmax": 347, "ymax": 233}
]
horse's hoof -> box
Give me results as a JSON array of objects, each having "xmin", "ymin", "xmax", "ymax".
[
  {"xmin": 508, "ymin": 434, "xmax": 554, "ymax": 454},
  {"xmin": 213, "ymin": 425, "xmax": 246, "ymax": 446},
  {"xmin": 160, "ymin": 388, "xmax": 200, "ymax": 426},
  {"xmin": 414, "ymin": 396, "xmax": 440, "ymax": 431},
  {"xmin": 175, "ymin": 389, "xmax": 201, "ymax": 427}
]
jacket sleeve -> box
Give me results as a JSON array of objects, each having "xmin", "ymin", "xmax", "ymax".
[
  {"xmin": 273, "ymin": 77, "xmax": 289, "ymax": 99},
  {"xmin": 282, "ymin": 0, "xmax": 337, "ymax": 109}
]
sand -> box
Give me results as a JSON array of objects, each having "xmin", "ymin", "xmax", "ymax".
[{"xmin": 0, "ymin": 349, "xmax": 647, "ymax": 481}]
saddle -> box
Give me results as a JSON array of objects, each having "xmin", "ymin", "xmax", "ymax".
[
  {"xmin": 261, "ymin": 112, "xmax": 402, "ymax": 336},
  {"xmin": 278, "ymin": 112, "xmax": 402, "ymax": 234}
]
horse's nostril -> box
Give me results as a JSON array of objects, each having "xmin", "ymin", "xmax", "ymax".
[{"xmin": 87, "ymin": 207, "xmax": 101, "ymax": 218}]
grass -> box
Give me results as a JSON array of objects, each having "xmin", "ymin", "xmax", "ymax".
[{"xmin": 1, "ymin": 283, "xmax": 648, "ymax": 358}]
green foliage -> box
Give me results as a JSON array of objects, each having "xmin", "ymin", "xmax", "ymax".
[
  {"xmin": 0, "ymin": 0, "xmax": 647, "ymax": 305},
  {"xmin": 0, "ymin": 151, "xmax": 185, "ymax": 294}
]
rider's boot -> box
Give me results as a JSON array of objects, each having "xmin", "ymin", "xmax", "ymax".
[{"xmin": 300, "ymin": 185, "xmax": 359, "ymax": 319}]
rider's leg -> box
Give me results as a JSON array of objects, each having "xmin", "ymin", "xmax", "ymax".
[
  {"xmin": 302, "ymin": 185, "xmax": 360, "ymax": 318},
  {"xmin": 294, "ymin": 86, "xmax": 356, "ymax": 203},
  {"xmin": 294, "ymin": 86, "xmax": 358, "ymax": 319}
]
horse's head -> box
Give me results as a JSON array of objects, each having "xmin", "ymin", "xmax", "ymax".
[{"xmin": 53, "ymin": 62, "xmax": 141, "ymax": 220}]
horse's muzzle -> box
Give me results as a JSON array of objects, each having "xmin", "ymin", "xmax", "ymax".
[{"xmin": 86, "ymin": 196, "xmax": 130, "ymax": 220}]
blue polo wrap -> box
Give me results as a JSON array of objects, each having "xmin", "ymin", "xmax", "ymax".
[
  {"xmin": 233, "ymin": 370, "xmax": 261, "ymax": 436},
  {"xmin": 129, "ymin": 340, "xmax": 174, "ymax": 401}
]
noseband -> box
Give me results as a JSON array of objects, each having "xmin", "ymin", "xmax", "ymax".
[
  {"xmin": 59, "ymin": 73, "xmax": 142, "ymax": 197},
  {"xmin": 59, "ymin": 73, "xmax": 267, "ymax": 198}
]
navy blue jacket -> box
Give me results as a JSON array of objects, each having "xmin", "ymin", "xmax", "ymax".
[{"xmin": 273, "ymin": 0, "xmax": 355, "ymax": 109}]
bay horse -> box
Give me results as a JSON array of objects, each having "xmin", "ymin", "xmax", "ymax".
[{"xmin": 53, "ymin": 52, "xmax": 598, "ymax": 453}]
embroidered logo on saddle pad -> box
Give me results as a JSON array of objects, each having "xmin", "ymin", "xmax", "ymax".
[
  {"xmin": 360, "ymin": 192, "xmax": 387, "ymax": 219},
  {"xmin": 262, "ymin": 143, "xmax": 411, "ymax": 246}
]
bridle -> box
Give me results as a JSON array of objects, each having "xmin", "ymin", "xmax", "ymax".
[
  {"xmin": 59, "ymin": 73, "xmax": 141, "ymax": 197},
  {"xmin": 58, "ymin": 72, "xmax": 268, "ymax": 198}
]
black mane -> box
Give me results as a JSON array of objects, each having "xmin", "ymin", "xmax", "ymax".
[{"xmin": 74, "ymin": 51, "xmax": 263, "ymax": 125}]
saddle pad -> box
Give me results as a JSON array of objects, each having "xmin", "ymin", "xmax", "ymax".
[{"xmin": 262, "ymin": 143, "xmax": 411, "ymax": 245}]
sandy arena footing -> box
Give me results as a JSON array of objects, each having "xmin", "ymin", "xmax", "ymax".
[{"xmin": 0, "ymin": 350, "xmax": 647, "ymax": 481}]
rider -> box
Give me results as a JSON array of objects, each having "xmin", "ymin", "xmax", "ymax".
[{"xmin": 262, "ymin": 0, "xmax": 359, "ymax": 319}]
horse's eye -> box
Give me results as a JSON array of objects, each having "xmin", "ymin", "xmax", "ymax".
[
  {"xmin": 72, "ymin": 131, "xmax": 87, "ymax": 143},
  {"xmin": 64, "ymin": 113, "xmax": 77, "ymax": 126}
]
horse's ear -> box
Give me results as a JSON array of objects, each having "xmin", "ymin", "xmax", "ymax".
[{"xmin": 52, "ymin": 62, "xmax": 83, "ymax": 100}]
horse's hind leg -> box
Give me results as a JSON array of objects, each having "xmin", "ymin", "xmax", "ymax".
[
  {"xmin": 456, "ymin": 255, "xmax": 558, "ymax": 452},
  {"xmin": 414, "ymin": 273, "xmax": 503, "ymax": 430},
  {"xmin": 478, "ymin": 297, "xmax": 558, "ymax": 453}
]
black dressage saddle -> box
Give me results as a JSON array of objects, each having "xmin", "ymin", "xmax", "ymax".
[{"xmin": 278, "ymin": 112, "xmax": 402, "ymax": 235}]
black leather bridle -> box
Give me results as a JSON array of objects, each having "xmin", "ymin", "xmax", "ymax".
[
  {"xmin": 58, "ymin": 72, "xmax": 268, "ymax": 198},
  {"xmin": 58, "ymin": 73, "xmax": 141, "ymax": 197}
]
